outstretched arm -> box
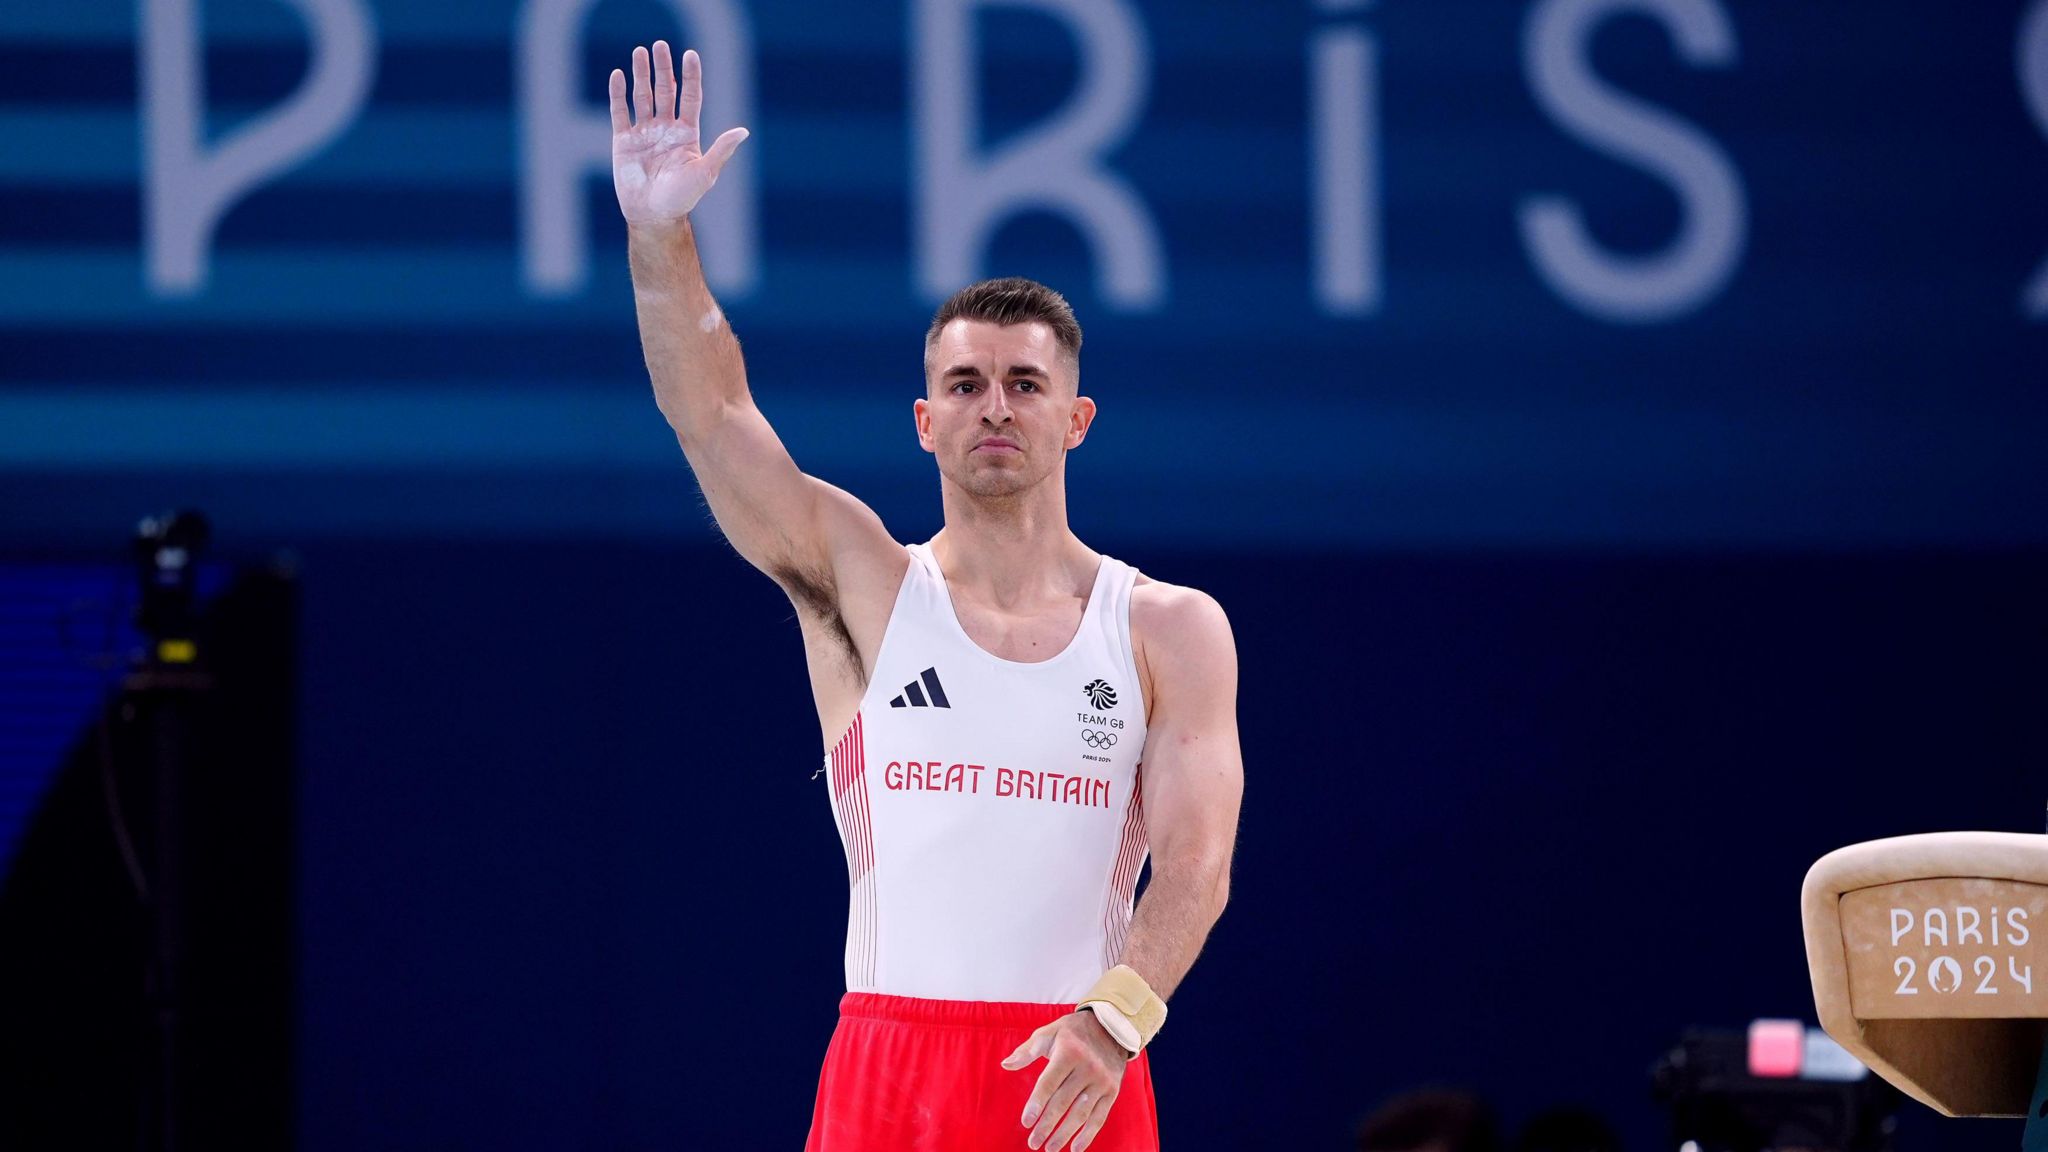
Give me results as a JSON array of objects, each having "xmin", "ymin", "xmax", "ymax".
[{"xmin": 614, "ymin": 43, "xmax": 896, "ymax": 599}]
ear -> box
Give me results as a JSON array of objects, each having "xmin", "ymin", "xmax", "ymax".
[
  {"xmin": 1065, "ymin": 395, "xmax": 1096, "ymax": 450},
  {"xmin": 913, "ymin": 396, "xmax": 935, "ymax": 454}
]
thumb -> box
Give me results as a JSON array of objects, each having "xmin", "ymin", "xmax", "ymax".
[
  {"xmin": 1001, "ymin": 1024, "xmax": 1054, "ymax": 1069},
  {"xmin": 703, "ymin": 126, "xmax": 749, "ymax": 174}
]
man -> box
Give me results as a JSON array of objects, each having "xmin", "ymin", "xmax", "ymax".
[{"xmin": 610, "ymin": 42, "xmax": 1242, "ymax": 1152}]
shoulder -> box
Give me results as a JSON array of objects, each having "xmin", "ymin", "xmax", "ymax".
[
  {"xmin": 1130, "ymin": 574, "xmax": 1232, "ymax": 644},
  {"xmin": 1128, "ymin": 574, "xmax": 1236, "ymax": 718}
]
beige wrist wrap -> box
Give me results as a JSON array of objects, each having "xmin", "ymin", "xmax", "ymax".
[{"xmin": 1075, "ymin": 965, "xmax": 1167, "ymax": 1059}]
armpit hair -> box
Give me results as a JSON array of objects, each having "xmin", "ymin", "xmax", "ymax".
[{"xmin": 770, "ymin": 558, "xmax": 864, "ymax": 679}]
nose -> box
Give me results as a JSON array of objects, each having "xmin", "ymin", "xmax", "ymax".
[{"xmin": 979, "ymin": 385, "xmax": 1013, "ymax": 425}]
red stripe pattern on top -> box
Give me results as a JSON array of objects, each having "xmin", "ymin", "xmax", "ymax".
[
  {"xmin": 1100, "ymin": 766, "xmax": 1147, "ymax": 971},
  {"xmin": 828, "ymin": 712, "xmax": 877, "ymax": 987}
]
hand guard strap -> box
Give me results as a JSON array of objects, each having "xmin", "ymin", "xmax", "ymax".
[{"xmin": 1075, "ymin": 965, "xmax": 1166, "ymax": 1061}]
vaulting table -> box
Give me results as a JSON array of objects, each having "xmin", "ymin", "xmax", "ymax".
[{"xmin": 1802, "ymin": 831, "xmax": 2048, "ymax": 1137}]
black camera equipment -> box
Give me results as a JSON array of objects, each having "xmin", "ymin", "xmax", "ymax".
[{"xmin": 1651, "ymin": 1023, "xmax": 1901, "ymax": 1152}]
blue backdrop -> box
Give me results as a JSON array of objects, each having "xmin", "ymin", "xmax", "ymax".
[
  {"xmin": 287, "ymin": 540, "xmax": 2041, "ymax": 1151},
  {"xmin": 1, "ymin": 0, "xmax": 2044, "ymax": 548},
  {"xmin": 2, "ymin": 2, "xmax": 2045, "ymax": 1150}
]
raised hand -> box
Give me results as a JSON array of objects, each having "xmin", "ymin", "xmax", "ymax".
[{"xmin": 610, "ymin": 41, "xmax": 749, "ymax": 226}]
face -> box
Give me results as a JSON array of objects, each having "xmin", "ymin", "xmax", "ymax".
[{"xmin": 916, "ymin": 318, "xmax": 1094, "ymax": 499}]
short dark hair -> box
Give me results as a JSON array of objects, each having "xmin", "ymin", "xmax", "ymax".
[{"xmin": 924, "ymin": 277, "xmax": 1083, "ymax": 369}]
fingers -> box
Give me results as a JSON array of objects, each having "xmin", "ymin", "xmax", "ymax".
[
  {"xmin": 619, "ymin": 43, "xmax": 717, "ymax": 145},
  {"xmin": 704, "ymin": 126, "xmax": 749, "ymax": 173},
  {"xmin": 608, "ymin": 68, "xmax": 629, "ymax": 134},
  {"xmin": 1071, "ymin": 1093, "xmax": 1116, "ymax": 1152},
  {"xmin": 680, "ymin": 47, "xmax": 704, "ymax": 132},
  {"xmin": 1045, "ymin": 1090, "xmax": 1101, "ymax": 1152},
  {"xmin": 652, "ymin": 40, "xmax": 676, "ymax": 122},
  {"xmin": 1027, "ymin": 1073, "xmax": 1088, "ymax": 1150},
  {"xmin": 1002, "ymin": 1024, "xmax": 1054, "ymax": 1070},
  {"xmin": 1022, "ymin": 1063, "xmax": 1074, "ymax": 1137},
  {"xmin": 631, "ymin": 45, "xmax": 652, "ymax": 124}
]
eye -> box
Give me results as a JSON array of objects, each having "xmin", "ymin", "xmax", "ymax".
[
  {"xmin": 1014, "ymin": 379, "xmax": 1039, "ymax": 393},
  {"xmin": 952, "ymin": 381, "xmax": 977, "ymax": 394}
]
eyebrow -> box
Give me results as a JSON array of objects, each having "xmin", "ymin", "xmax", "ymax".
[{"xmin": 941, "ymin": 363, "xmax": 1050, "ymax": 379}]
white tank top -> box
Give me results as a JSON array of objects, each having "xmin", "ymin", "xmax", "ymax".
[{"xmin": 820, "ymin": 539, "xmax": 1150, "ymax": 1003}]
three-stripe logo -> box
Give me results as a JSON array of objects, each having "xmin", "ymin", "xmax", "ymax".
[{"xmin": 888, "ymin": 666, "xmax": 952, "ymax": 709}]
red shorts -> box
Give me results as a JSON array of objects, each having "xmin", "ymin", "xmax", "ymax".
[{"xmin": 805, "ymin": 992, "xmax": 1160, "ymax": 1151}]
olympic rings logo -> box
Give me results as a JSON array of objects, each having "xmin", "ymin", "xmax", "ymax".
[{"xmin": 1082, "ymin": 729, "xmax": 1118, "ymax": 749}]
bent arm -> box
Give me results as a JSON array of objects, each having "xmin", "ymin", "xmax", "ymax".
[{"xmin": 1118, "ymin": 589, "xmax": 1242, "ymax": 1002}]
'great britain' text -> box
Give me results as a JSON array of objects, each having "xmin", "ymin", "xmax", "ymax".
[{"xmin": 882, "ymin": 760, "xmax": 1112, "ymax": 808}]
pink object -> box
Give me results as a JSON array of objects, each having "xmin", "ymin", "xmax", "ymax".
[{"xmin": 1748, "ymin": 1018, "xmax": 1805, "ymax": 1077}]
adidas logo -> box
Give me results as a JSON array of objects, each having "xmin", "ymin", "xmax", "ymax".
[{"xmin": 889, "ymin": 667, "xmax": 952, "ymax": 709}]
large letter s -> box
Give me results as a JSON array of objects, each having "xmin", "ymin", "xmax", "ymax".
[{"xmin": 1519, "ymin": 0, "xmax": 1745, "ymax": 323}]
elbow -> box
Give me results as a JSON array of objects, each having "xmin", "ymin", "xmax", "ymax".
[{"xmin": 669, "ymin": 397, "xmax": 744, "ymax": 452}]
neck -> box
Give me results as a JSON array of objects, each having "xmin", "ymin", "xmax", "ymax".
[{"xmin": 931, "ymin": 469, "xmax": 1093, "ymax": 605}]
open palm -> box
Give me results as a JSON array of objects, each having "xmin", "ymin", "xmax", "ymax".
[{"xmin": 609, "ymin": 41, "xmax": 748, "ymax": 226}]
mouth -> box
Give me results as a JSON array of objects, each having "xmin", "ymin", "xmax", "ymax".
[{"xmin": 972, "ymin": 438, "xmax": 1021, "ymax": 454}]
